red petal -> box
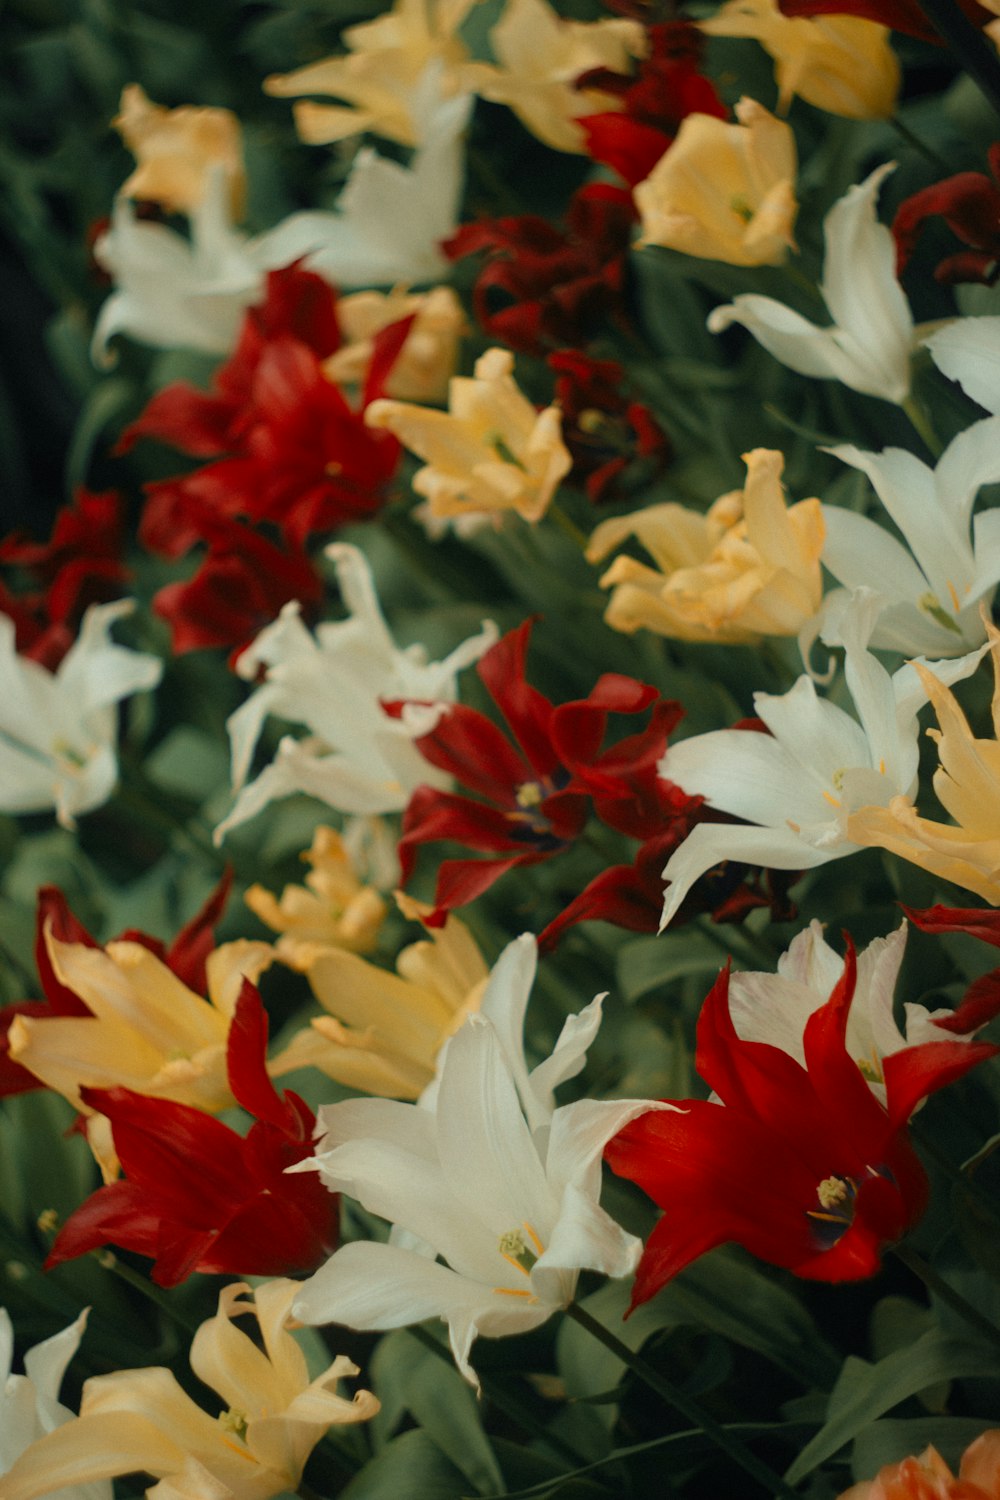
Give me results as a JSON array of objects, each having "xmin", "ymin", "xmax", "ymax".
[
  {"xmin": 883, "ymin": 1038, "xmax": 999, "ymax": 1129},
  {"xmin": 477, "ymin": 621, "xmax": 559, "ymax": 778},
  {"xmin": 904, "ymin": 902, "xmax": 1000, "ymax": 947},
  {"xmin": 412, "ymin": 704, "xmax": 531, "ymax": 803},
  {"xmin": 226, "ymin": 981, "xmax": 297, "ymax": 1133}
]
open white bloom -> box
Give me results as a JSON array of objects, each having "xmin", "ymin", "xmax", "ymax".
[
  {"xmin": 216, "ymin": 543, "xmax": 496, "ymax": 842},
  {"xmin": 707, "ymin": 163, "xmax": 914, "ymax": 403},
  {"xmin": 727, "ymin": 920, "xmax": 988, "ymax": 1108},
  {"xmin": 658, "ymin": 589, "xmax": 986, "ymax": 928},
  {"xmin": 924, "ymin": 315, "xmax": 1000, "ymax": 414},
  {"xmin": 820, "ymin": 416, "xmax": 1000, "ymax": 655},
  {"xmin": 292, "ymin": 936, "xmax": 665, "ymax": 1386},
  {"xmin": 0, "ymin": 600, "xmax": 162, "ymax": 829},
  {"xmin": 0, "ymin": 1307, "xmax": 110, "ymax": 1500}
]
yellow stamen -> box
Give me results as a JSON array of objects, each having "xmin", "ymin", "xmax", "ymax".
[
  {"xmin": 822, "ymin": 790, "xmax": 841, "ymax": 808},
  {"xmin": 493, "ymin": 1285, "xmax": 537, "ymax": 1299},
  {"xmin": 947, "ymin": 578, "xmax": 962, "ymax": 614},
  {"xmin": 816, "ymin": 1175, "xmax": 849, "ymax": 1209},
  {"xmin": 523, "ymin": 1221, "xmax": 544, "ymax": 1257},
  {"xmin": 516, "ymin": 782, "xmax": 544, "ymax": 809}
]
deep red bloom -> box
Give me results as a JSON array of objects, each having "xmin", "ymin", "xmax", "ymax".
[
  {"xmin": 778, "ymin": 0, "xmax": 994, "ymax": 42},
  {"xmin": 397, "ymin": 619, "xmax": 686, "ymax": 923},
  {"xmin": 605, "ymin": 942, "xmax": 995, "ymax": 1309},
  {"xmin": 548, "ymin": 350, "xmax": 670, "ymax": 504},
  {"xmin": 577, "ymin": 22, "xmax": 727, "ymax": 187},
  {"xmin": 45, "ymin": 981, "xmax": 338, "ymax": 1286},
  {"xmin": 443, "ymin": 184, "xmax": 635, "ymax": 355},
  {"xmin": 894, "ymin": 146, "xmax": 1000, "ymax": 286},
  {"xmin": 120, "ymin": 264, "xmax": 405, "ymax": 554},
  {"xmin": 903, "ymin": 901, "xmax": 1000, "ymax": 1033}
]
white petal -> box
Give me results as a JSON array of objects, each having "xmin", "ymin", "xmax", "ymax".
[
  {"xmin": 528, "ymin": 995, "xmax": 605, "ymax": 1127},
  {"xmin": 662, "ymin": 718, "xmax": 827, "ymax": 826},
  {"xmin": 821, "ymin": 504, "xmax": 928, "ymax": 603},
  {"xmin": 709, "ymin": 295, "xmax": 861, "ymax": 384},
  {"xmin": 924, "ymin": 316, "xmax": 1000, "ymax": 414},
  {"xmin": 531, "ymin": 1183, "xmax": 640, "ymax": 1307},
  {"xmin": 660, "ymin": 822, "xmax": 836, "ymax": 929}
]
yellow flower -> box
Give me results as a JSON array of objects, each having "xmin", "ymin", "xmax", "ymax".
[
  {"xmin": 587, "ymin": 448, "xmax": 824, "ymax": 643},
  {"xmin": 324, "ymin": 286, "xmax": 466, "ymax": 403},
  {"xmin": 636, "ymin": 97, "xmax": 798, "ymax": 266},
  {"xmin": 847, "ymin": 618, "xmax": 1000, "ymax": 904},
  {"xmin": 458, "ymin": 0, "xmax": 646, "ymax": 153},
  {"xmin": 8, "ymin": 927, "xmax": 273, "ymax": 1178},
  {"xmin": 263, "ymin": 0, "xmax": 476, "ymax": 147},
  {"xmin": 365, "ymin": 347, "xmax": 571, "ymax": 524},
  {"xmin": 245, "ymin": 824, "xmax": 387, "ymax": 958},
  {"xmin": 0, "ymin": 1280, "xmax": 378, "ymax": 1500},
  {"xmin": 269, "ymin": 893, "xmax": 490, "ymax": 1098},
  {"xmin": 701, "ymin": 0, "xmax": 899, "ymax": 118},
  {"xmin": 114, "ymin": 83, "xmax": 246, "ymax": 218}
]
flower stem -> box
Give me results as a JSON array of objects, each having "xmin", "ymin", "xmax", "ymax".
[
  {"xmin": 902, "ymin": 393, "xmax": 944, "ymax": 457},
  {"xmin": 889, "ymin": 115, "xmax": 952, "ymax": 173},
  {"xmin": 565, "ymin": 1302, "xmax": 802, "ymax": 1498},
  {"xmin": 99, "ymin": 1252, "xmax": 200, "ymax": 1335},
  {"xmin": 912, "ymin": 0, "xmax": 1000, "ymax": 119},
  {"xmin": 892, "ymin": 1242, "xmax": 1000, "ymax": 1353},
  {"xmin": 547, "ymin": 502, "xmax": 589, "ymax": 551}
]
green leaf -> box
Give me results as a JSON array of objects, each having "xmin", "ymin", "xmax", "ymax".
[
  {"xmin": 144, "ymin": 726, "xmax": 230, "ymax": 801},
  {"xmin": 616, "ymin": 932, "xmax": 723, "ymax": 1004},
  {"xmin": 852, "ymin": 1417, "xmax": 995, "ymax": 1480},
  {"xmin": 337, "ymin": 1429, "xmax": 472, "ymax": 1500}
]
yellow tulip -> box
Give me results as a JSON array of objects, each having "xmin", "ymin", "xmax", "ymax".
[
  {"xmin": 847, "ymin": 618, "xmax": 1000, "ymax": 904},
  {"xmin": 324, "ymin": 286, "xmax": 466, "ymax": 403},
  {"xmin": 269, "ymin": 893, "xmax": 490, "ymax": 1098},
  {"xmin": 636, "ymin": 97, "xmax": 797, "ymax": 266},
  {"xmin": 0, "ymin": 1280, "xmax": 378, "ymax": 1500},
  {"xmin": 245, "ymin": 824, "xmax": 387, "ymax": 958},
  {"xmin": 114, "ymin": 84, "xmax": 245, "ymax": 218},
  {"xmin": 701, "ymin": 0, "xmax": 900, "ymax": 119},
  {"xmin": 365, "ymin": 347, "xmax": 571, "ymax": 524},
  {"xmin": 587, "ymin": 448, "xmax": 824, "ymax": 643}
]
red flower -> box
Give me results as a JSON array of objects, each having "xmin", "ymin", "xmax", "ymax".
[
  {"xmin": 443, "ymin": 184, "xmax": 635, "ymax": 355},
  {"xmin": 903, "ymin": 901, "xmax": 1000, "ymax": 1033},
  {"xmin": 577, "ymin": 22, "xmax": 727, "ymax": 187},
  {"xmin": 894, "ymin": 146, "xmax": 1000, "ymax": 286},
  {"xmin": 120, "ymin": 264, "xmax": 405, "ymax": 554},
  {"xmin": 606, "ymin": 941, "xmax": 995, "ymax": 1309},
  {"xmin": 45, "ymin": 982, "xmax": 338, "ymax": 1286},
  {"xmin": 548, "ymin": 350, "xmax": 670, "ymax": 504},
  {"xmin": 397, "ymin": 618, "xmax": 686, "ymax": 923},
  {"xmin": 778, "ymin": 0, "xmax": 995, "ymax": 43}
]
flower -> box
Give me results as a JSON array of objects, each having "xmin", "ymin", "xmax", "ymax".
[
  {"xmin": 0, "ymin": 1280, "xmax": 378, "ymax": 1500},
  {"xmin": 838, "ymin": 1431, "xmax": 1000, "ymax": 1498},
  {"xmin": 778, "ymin": 0, "xmax": 994, "ymax": 46},
  {"xmin": 708, "ymin": 163, "xmax": 914, "ymax": 402},
  {"xmin": 657, "ymin": 589, "xmax": 987, "ymax": 928},
  {"xmin": 290, "ymin": 940, "xmax": 660, "ymax": 1386},
  {"xmin": 246, "ymin": 825, "xmax": 387, "ymax": 958},
  {"xmin": 587, "ymin": 447, "xmax": 825, "ymax": 643},
  {"xmin": 365, "ymin": 348, "xmax": 572, "ymax": 524},
  {"xmin": 635, "ymin": 97, "xmax": 798, "ymax": 266},
  {"xmin": 114, "ymin": 84, "xmax": 246, "ymax": 217},
  {"xmin": 267, "ymin": 892, "xmax": 492, "ymax": 1098},
  {"xmin": 324, "ymin": 285, "xmax": 466, "ymax": 403},
  {"xmin": 847, "ymin": 616, "xmax": 1000, "ymax": 903},
  {"xmin": 458, "ymin": 0, "xmax": 647, "ymax": 154},
  {"xmin": 894, "ymin": 146, "xmax": 1000, "ymax": 286},
  {"xmin": 0, "ymin": 600, "xmax": 161, "ymax": 829},
  {"xmin": 548, "ymin": 350, "xmax": 671, "ymax": 505},
  {"xmin": 45, "ymin": 982, "xmax": 339, "ymax": 1286},
  {"xmin": 924, "ymin": 315, "xmax": 1000, "ymax": 414},
  {"xmin": 605, "ymin": 940, "xmax": 994, "ymax": 1308},
  {"xmin": 819, "ymin": 416, "xmax": 1000, "ymax": 656},
  {"xmin": 215, "ymin": 542, "xmax": 497, "ymax": 841},
  {"xmin": 700, "ymin": 0, "xmax": 899, "ymax": 119}
]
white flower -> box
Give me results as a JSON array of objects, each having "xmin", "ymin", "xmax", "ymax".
[
  {"xmin": 658, "ymin": 589, "xmax": 986, "ymax": 928},
  {"xmin": 292, "ymin": 935, "xmax": 665, "ymax": 1386},
  {"xmin": 707, "ymin": 163, "xmax": 914, "ymax": 403},
  {"xmin": 215, "ymin": 542, "xmax": 496, "ymax": 842},
  {"xmin": 0, "ymin": 1307, "xmax": 111, "ymax": 1500},
  {"xmin": 820, "ymin": 416, "xmax": 1000, "ymax": 655},
  {"xmin": 0, "ymin": 601, "xmax": 162, "ymax": 829},
  {"xmin": 924, "ymin": 315, "xmax": 1000, "ymax": 414}
]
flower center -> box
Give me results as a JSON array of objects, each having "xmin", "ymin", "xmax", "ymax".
[
  {"xmin": 218, "ymin": 1407, "xmax": 249, "ymax": 1440},
  {"xmin": 515, "ymin": 781, "xmax": 544, "ymax": 809},
  {"xmin": 494, "ymin": 1222, "xmax": 545, "ymax": 1300},
  {"xmin": 918, "ymin": 590, "xmax": 962, "ymax": 634}
]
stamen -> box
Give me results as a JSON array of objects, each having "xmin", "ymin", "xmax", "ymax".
[
  {"xmin": 947, "ymin": 579, "xmax": 962, "ymax": 614},
  {"xmin": 493, "ymin": 1286, "xmax": 537, "ymax": 1299},
  {"xmin": 516, "ymin": 781, "xmax": 544, "ymax": 809},
  {"xmin": 918, "ymin": 591, "xmax": 962, "ymax": 635},
  {"xmin": 822, "ymin": 790, "xmax": 841, "ymax": 808},
  {"xmin": 498, "ymin": 1228, "xmax": 537, "ymax": 1275},
  {"xmin": 218, "ymin": 1408, "xmax": 249, "ymax": 1440},
  {"xmin": 816, "ymin": 1176, "xmax": 849, "ymax": 1210}
]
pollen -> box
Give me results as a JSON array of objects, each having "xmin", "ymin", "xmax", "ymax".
[
  {"xmin": 816, "ymin": 1176, "xmax": 849, "ymax": 1210},
  {"xmin": 498, "ymin": 1222, "xmax": 543, "ymax": 1275},
  {"xmin": 218, "ymin": 1407, "xmax": 249, "ymax": 1440},
  {"xmin": 516, "ymin": 781, "xmax": 544, "ymax": 809}
]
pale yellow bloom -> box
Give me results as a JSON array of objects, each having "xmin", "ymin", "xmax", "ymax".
[
  {"xmin": 269, "ymin": 893, "xmax": 490, "ymax": 1098},
  {"xmin": 365, "ymin": 347, "xmax": 571, "ymax": 524},
  {"xmin": 324, "ymin": 286, "xmax": 466, "ymax": 402},
  {"xmin": 848, "ymin": 617, "xmax": 1000, "ymax": 904},
  {"xmin": 264, "ymin": 0, "xmax": 476, "ymax": 147},
  {"xmin": 636, "ymin": 97, "xmax": 798, "ymax": 266},
  {"xmin": 0, "ymin": 1280, "xmax": 378, "ymax": 1500},
  {"xmin": 701, "ymin": 0, "xmax": 899, "ymax": 118},
  {"xmin": 114, "ymin": 84, "xmax": 246, "ymax": 218},
  {"xmin": 8, "ymin": 928, "xmax": 273, "ymax": 1179},
  {"xmin": 587, "ymin": 448, "xmax": 824, "ymax": 643},
  {"xmin": 245, "ymin": 824, "xmax": 387, "ymax": 958},
  {"xmin": 458, "ymin": 0, "xmax": 646, "ymax": 153}
]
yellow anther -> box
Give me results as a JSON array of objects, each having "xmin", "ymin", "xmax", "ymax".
[
  {"xmin": 516, "ymin": 782, "xmax": 544, "ymax": 809},
  {"xmin": 816, "ymin": 1176, "xmax": 849, "ymax": 1210}
]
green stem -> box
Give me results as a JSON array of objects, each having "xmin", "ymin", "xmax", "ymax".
[
  {"xmin": 547, "ymin": 502, "xmax": 590, "ymax": 552},
  {"xmin": 100, "ymin": 1253, "xmax": 200, "ymax": 1335},
  {"xmin": 889, "ymin": 116, "xmax": 952, "ymax": 173},
  {"xmin": 912, "ymin": 0, "xmax": 1000, "ymax": 119},
  {"xmin": 892, "ymin": 1243, "xmax": 1000, "ymax": 1353},
  {"xmin": 902, "ymin": 394, "xmax": 944, "ymax": 458},
  {"xmin": 565, "ymin": 1302, "xmax": 802, "ymax": 1499}
]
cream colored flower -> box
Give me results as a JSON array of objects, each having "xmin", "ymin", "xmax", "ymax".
[
  {"xmin": 324, "ymin": 286, "xmax": 466, "ymax": 402},
  {"xmin": 114, "ymin": 84, "xmax": 246, "ymax": 218},
  {"xmin": 365, "ymin": 347, "xmax": 571, "ymax": 523},
  {"xmin": 701, "ymin": 0, "xmax": 899, "ymax": 119},
  {"xmin": 0, "ymin": 1281, "xmax": 378, "ymax": 1500},
  {"xmin": 269, "ymin": 893, "xmax": 490, "ymax": 1098},
  {"xmin": 246, "ymin": 824, "xmax": 387, "ymax": 959},
  {"xmin": 636, "ymin": 97, "xmax": 797, "ymax": 266},
  {"xmin": 458, "ymin": 0, "xmax": 646, "ymax": 153},
  {"xmin": 587, "ymin": 448, "xmax": 824, "ymax": 642},
  {"xmin": 847, "ymin": 616, "xmax": 1000, "ymax": 904},
  {"xmin": 264, "ymin": 0, "xmax": 475, "ymax": 146}
]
